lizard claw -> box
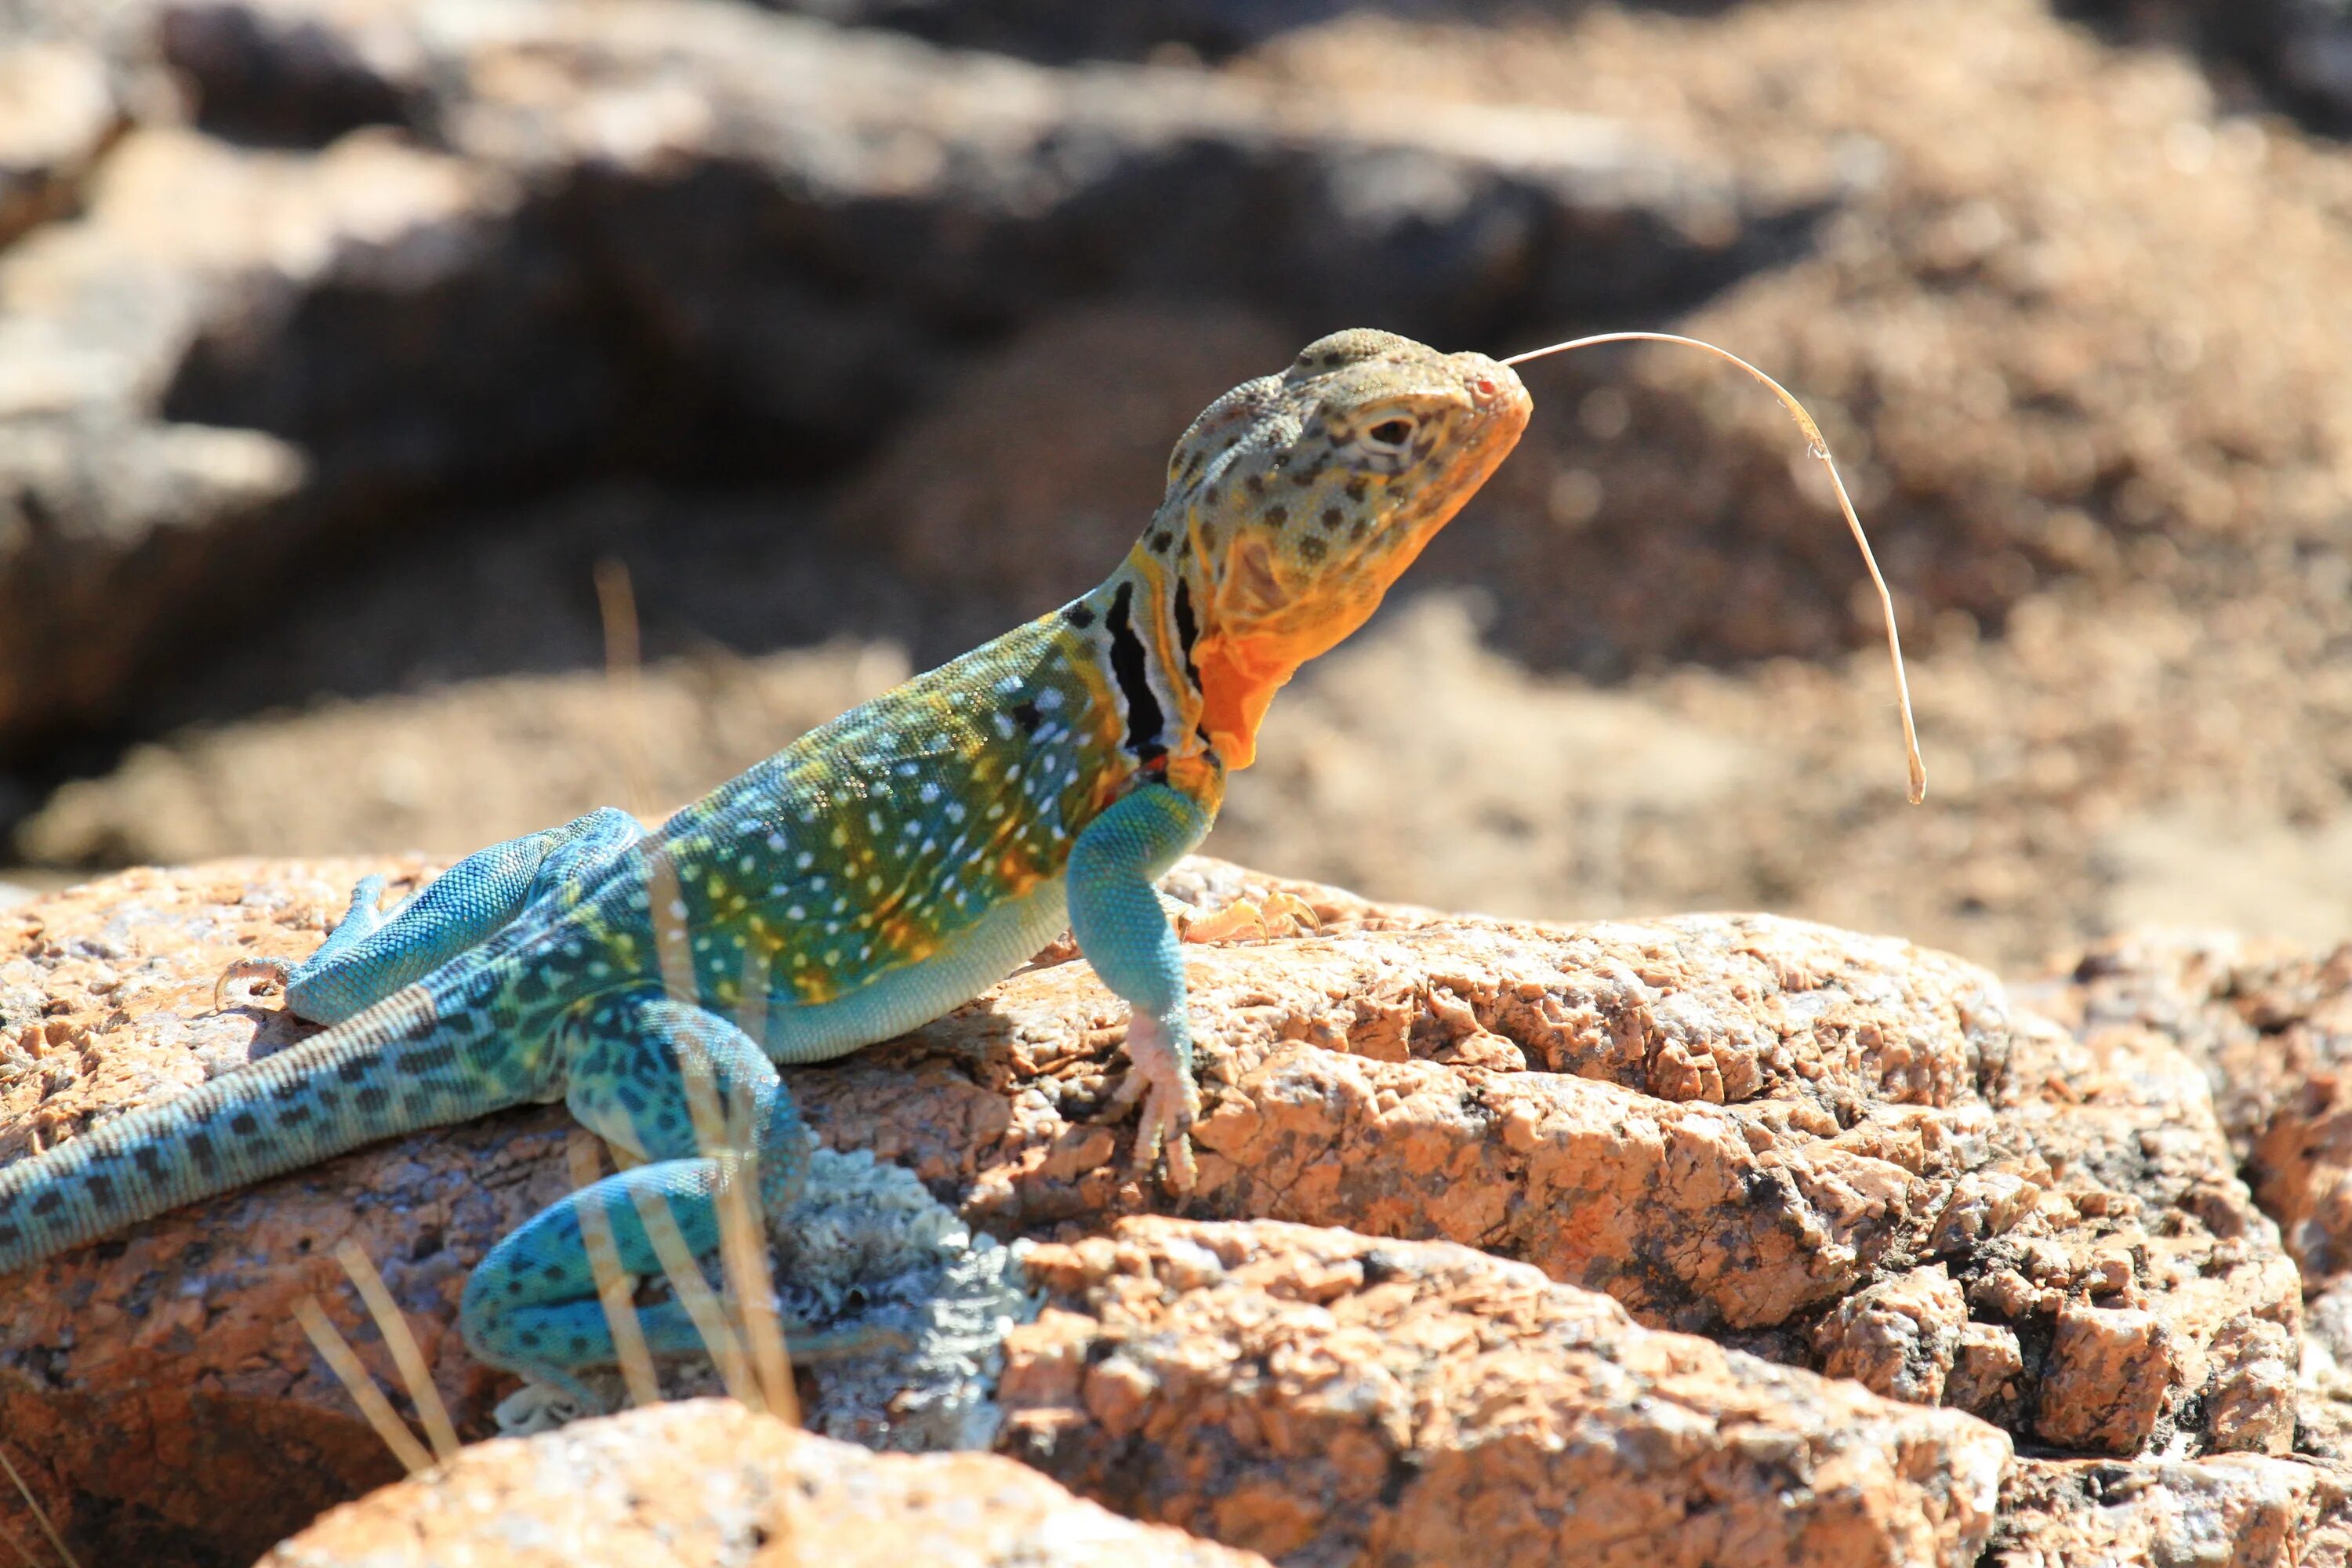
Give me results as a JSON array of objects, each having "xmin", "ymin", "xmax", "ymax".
[
  {"xmin": 1110, "ymin": 1011, "xmax": 1200, "ymax": 1195},
  {"xmin": 214, "ymin": 957, "xmax": 292, "ymax": 1013}
]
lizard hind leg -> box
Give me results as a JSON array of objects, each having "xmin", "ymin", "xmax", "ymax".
[
  {"xmin": 462, "ymin": 989, "xmax": 863, "ymax": 1403},
  {"xmin": 461, "ymin": 1159, "xmax": 882, "ymax": 1412},
  {"xmin": 214, "ymin": 872, "xmax": 390, "ymax": 1011},
  {"xmin": 220, "ymin": 808, "xmax": 645, "ymax": 1025}
]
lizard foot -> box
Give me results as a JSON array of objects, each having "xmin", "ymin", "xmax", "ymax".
[
  {"xmin": 213, "ymin": 957, "xmax": 293, "ymax": 1013},
  {"xmin": 1178, "ymin": 891, "xmax": 1322, "ymax": 945},
  {"xmin": 1107, "ymin": 1011, "xmax": 1200, "ymax": 1195}
]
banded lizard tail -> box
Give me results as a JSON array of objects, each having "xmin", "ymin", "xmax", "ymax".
[{"xmin": 0, "ymin": 329, "xmax": 1532, "ymax": 1399}]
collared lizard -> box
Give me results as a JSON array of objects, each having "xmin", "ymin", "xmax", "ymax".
[{"xmin": 0, "ymin": 329, "xmax": 1531, "ymax": 1399}]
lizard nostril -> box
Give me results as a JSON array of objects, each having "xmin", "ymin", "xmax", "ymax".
[{"xmin": 1471, "ymin": 378, "xmax": 1496, "ymax": 398}]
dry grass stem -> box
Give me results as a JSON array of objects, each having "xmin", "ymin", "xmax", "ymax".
[
  {"xmin": 567, "ymin": 1132, "xmax": 663, "ymax": 1410},
  {"xmin": 630, "ymin": 1185, "xmax": 760, "ymax": 1408},
  {"xmin": 292, "ymin": 1297, "xmax": 436, "ymax": 1475},
  {"xmin": 332, "ymin": 1242, "xmax": 460, "ymax": 1461},
  {"xmin": 672, "ymin": 1010, "xmax": 799, "ymax": 1422},
  {"xmin": 1502, "ymin": 331, "xmax": 1927, "ymax": 804},
  {"xmin": 645, "ymin": 851, "xmax": 700, "ymax": 1007},
  {"xmin": 0, "ymin": 1444, "xmax": 78, "ymax": 1568},
  {"xmin": 675, "ymin": 1025, "xmax": 731, "ymax": 1167},
  {"xmin": 594, "ymin": 557, "xmax": 656, "ymax": 822},
  {"xmin": 717, "ymin": 1075, "xmax": 798, "ymax": 1425},
  {"xmin": 0, "ymin": 1517, "xmax": 45, "ymax": 1568}
]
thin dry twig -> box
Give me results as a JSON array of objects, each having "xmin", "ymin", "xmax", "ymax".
[
  {"xmin": 672, "ymin": 1025, "xmax": 796, "ymax": 1421},
  {"xmin": 716, "ymin": 1075, "xmax": 797, "ymax": 1425},
  {"xmin": 645, "ymin": 850, "xmax": 702, "ymax": 1015},
  {"xmin": 1502, "ymin": 331, "xmax": 1927, "ymax": 804},
  {"xmin": 0, "ymin": 1516, "xmax": 45, "ymax": 1568},
  {"xmin": 332, "ymin": 1242, "xmax": 461, "ymax": 1461},
  {"xmin": 0, "ymin": 1443, "xmax": 78, "ymax": 1568},
  {"xmin": 594, "ymin": 557, "xmax": 656, "ymax": 822},
  {"xmin": 630, "ymin": 1182, "xmax": 760, "ymax": 1408},
  {"xmin": 293, "ymin": 1297, "xmax": 436, "ymax": 1475},
  {"xmin": 568, "ymin": 1132, "xmax": 664, "ymax": 1410}
]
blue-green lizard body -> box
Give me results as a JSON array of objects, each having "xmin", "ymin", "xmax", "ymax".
[{"xmin": 0, "ymin": 330, "xmax": 1531, "ymax": 1396}]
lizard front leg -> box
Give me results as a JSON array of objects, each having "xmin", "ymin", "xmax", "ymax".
[
  {"xmin": 1068, "ymin": 785, "xmax": 1214, "ymax": 1194},
  {"xmin": 218, "ymin": 808, "xmax": 644, "ymax": 1022},
  {"xmin": 459, "ymin": 989, "xmax": 868, "ymax": 1406}
]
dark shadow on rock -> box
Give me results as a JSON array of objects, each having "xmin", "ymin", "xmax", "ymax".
[
  {"xmin": 755, "ymin": 0, "xmax": 1753, "ymax": 67},
  {"xmin": 162, "ymin": 2, "xmax": 423, "ymax": 149}
]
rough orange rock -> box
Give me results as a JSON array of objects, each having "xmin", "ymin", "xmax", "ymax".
[
  {"xmin": 998, "ymin": 1217, "xmax": 2009, "ymax": 1568},
  {"xmin": 1813, "ymin": 1264, "xmax": 1970, "ymax": 1406},
  {"xmin": 264, "ymin": 1396, "xmax": 1271, "ymax": 1567},
  {"xmin": 2043, "ymin": 932, "xmax": 2352, "ymax": 1458},
  {"xmin": 1990, "ymin": 1454, "xmax": 2352, "ymax": 1568},
  {"xmin": 822, "ymin": 896, "xmax": 2297, "ymax": 1455},
  {"xmin": 0, "ymin": 859, "xmax": 2307, "ymax": 1563},
  {"xmin": 0, "ymin": 858, "xmax": 574, "ymax": 1563},
  {"xmin": 2050, "ymin": 933, "xmax": 2352, "ymax": 1280}
]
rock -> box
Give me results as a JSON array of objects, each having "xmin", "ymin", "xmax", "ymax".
[
  {"xmin": 0, "ymin": 41, "xmax": 115, "ymax": 247},
  {"xmin": 1813, "ymin": 1264, "xmax": 1969, "ymax": 1406},
  {"xmin": 0, "ymin": 120, "xmax": 557, "ymax": 752},
  {"xmin": 2048, "ymin": 932, "xmax": 2352, "ymax": 1229},
  {"xmin": 757, "ymin": 0, "xmax": 1507, "ymax": 66},
  {"xmin": 264, "ymin": 1396, "xmax": 1272, "ymax": 1566},
  {"xmin": 160, "ymin": 0, "xmax": 423, "ymax": 146},
  {"xmin": 999, "ymin": 1217, "xmax": 2008, "ymax": 1568},
  {"xmin": 2039, "ymin": 931, "xmax": 2352, "ymax": 1457},
  {"xmin": 831, "ymin": 304, "xmax": 1301, "ymax": 609},
  {"xmin": 828, "ymin": 895, "xmax": 2299, "ymax": 1456},
  {"xmin": 0, "ymin": 858, "xmax": 557, "ymax": 1565},
  {"xmin": 1991, "ymin": 1454, "xmax": 2352, "ymax": 1568},
  {"xmin": 2034, "ymin": 1300, "xmax": 2183, "ymax": 1454},
  {"xmin": 0, "ymin": 858, "xmax": 2307, "ymax": 1563},
  {"xmin": 0, "ymin": 0, "xmax": 1798, "ymax": 757},
  {"xmin": 2066, "ymin": 0, "xmax": 2352, "ymax": 135},
  {"xmin": 202, "ymin": 0, "xmax": 1789, "ymax": 348}
]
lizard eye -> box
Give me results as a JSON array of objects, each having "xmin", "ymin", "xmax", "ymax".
[{"xmin": 1366, "ymin": 418, "xmax": 1414, "ymax": 449}]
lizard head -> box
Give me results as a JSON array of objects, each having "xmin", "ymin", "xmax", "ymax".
[{"xmin": 1138, "ymin": 328, "xmax": 1531, "ymax": 768}]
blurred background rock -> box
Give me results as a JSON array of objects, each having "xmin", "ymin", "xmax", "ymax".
[{"xmin": 3, "ymin": 0, "xmax": 2351, "ymax": 973}]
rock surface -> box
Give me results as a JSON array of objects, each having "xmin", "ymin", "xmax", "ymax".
[
  {"xmin": 832, "ymin": 882, "xmax": 2300, "ymax": 1457},
  {"xmin": 264, "ymin": 1396, "xmax": 1274, "ymax": 1567},
  {"xmin": 0, "ymin": 41, "xmax": 115, "ymax": 248},
  {"xmin": 0, "ymin": 856, "xmax": 2328, "ymax": 1564},
  {"xmin": 2034, "ymin": 931, "xmax": 2352, "ymax": 1462},
  {"xmin": 1000, "ymin": 1216, "xmax": 2007, "ymax": 1568},
  {"xmin": 1993, "ymin": 1452, "xmax": 2352, "ymax": 1568}
]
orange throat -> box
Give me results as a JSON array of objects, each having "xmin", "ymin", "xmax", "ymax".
[
  {"xmin": 1192, "ymin": 635, "xmax": 1289, "ymax": 771},
  {"xmin": 1193, "ymin": 611, "xmax": 1373, "ymax": 770}
]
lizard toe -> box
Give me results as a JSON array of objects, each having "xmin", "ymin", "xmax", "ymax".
[
  {"xmin": 213, "ymin": 957, "xmax": 293, "ymax": 1013},
  {"xmin": 1117, "ymin": 1013, "xmax": 1202, "ymax": 1193}
]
